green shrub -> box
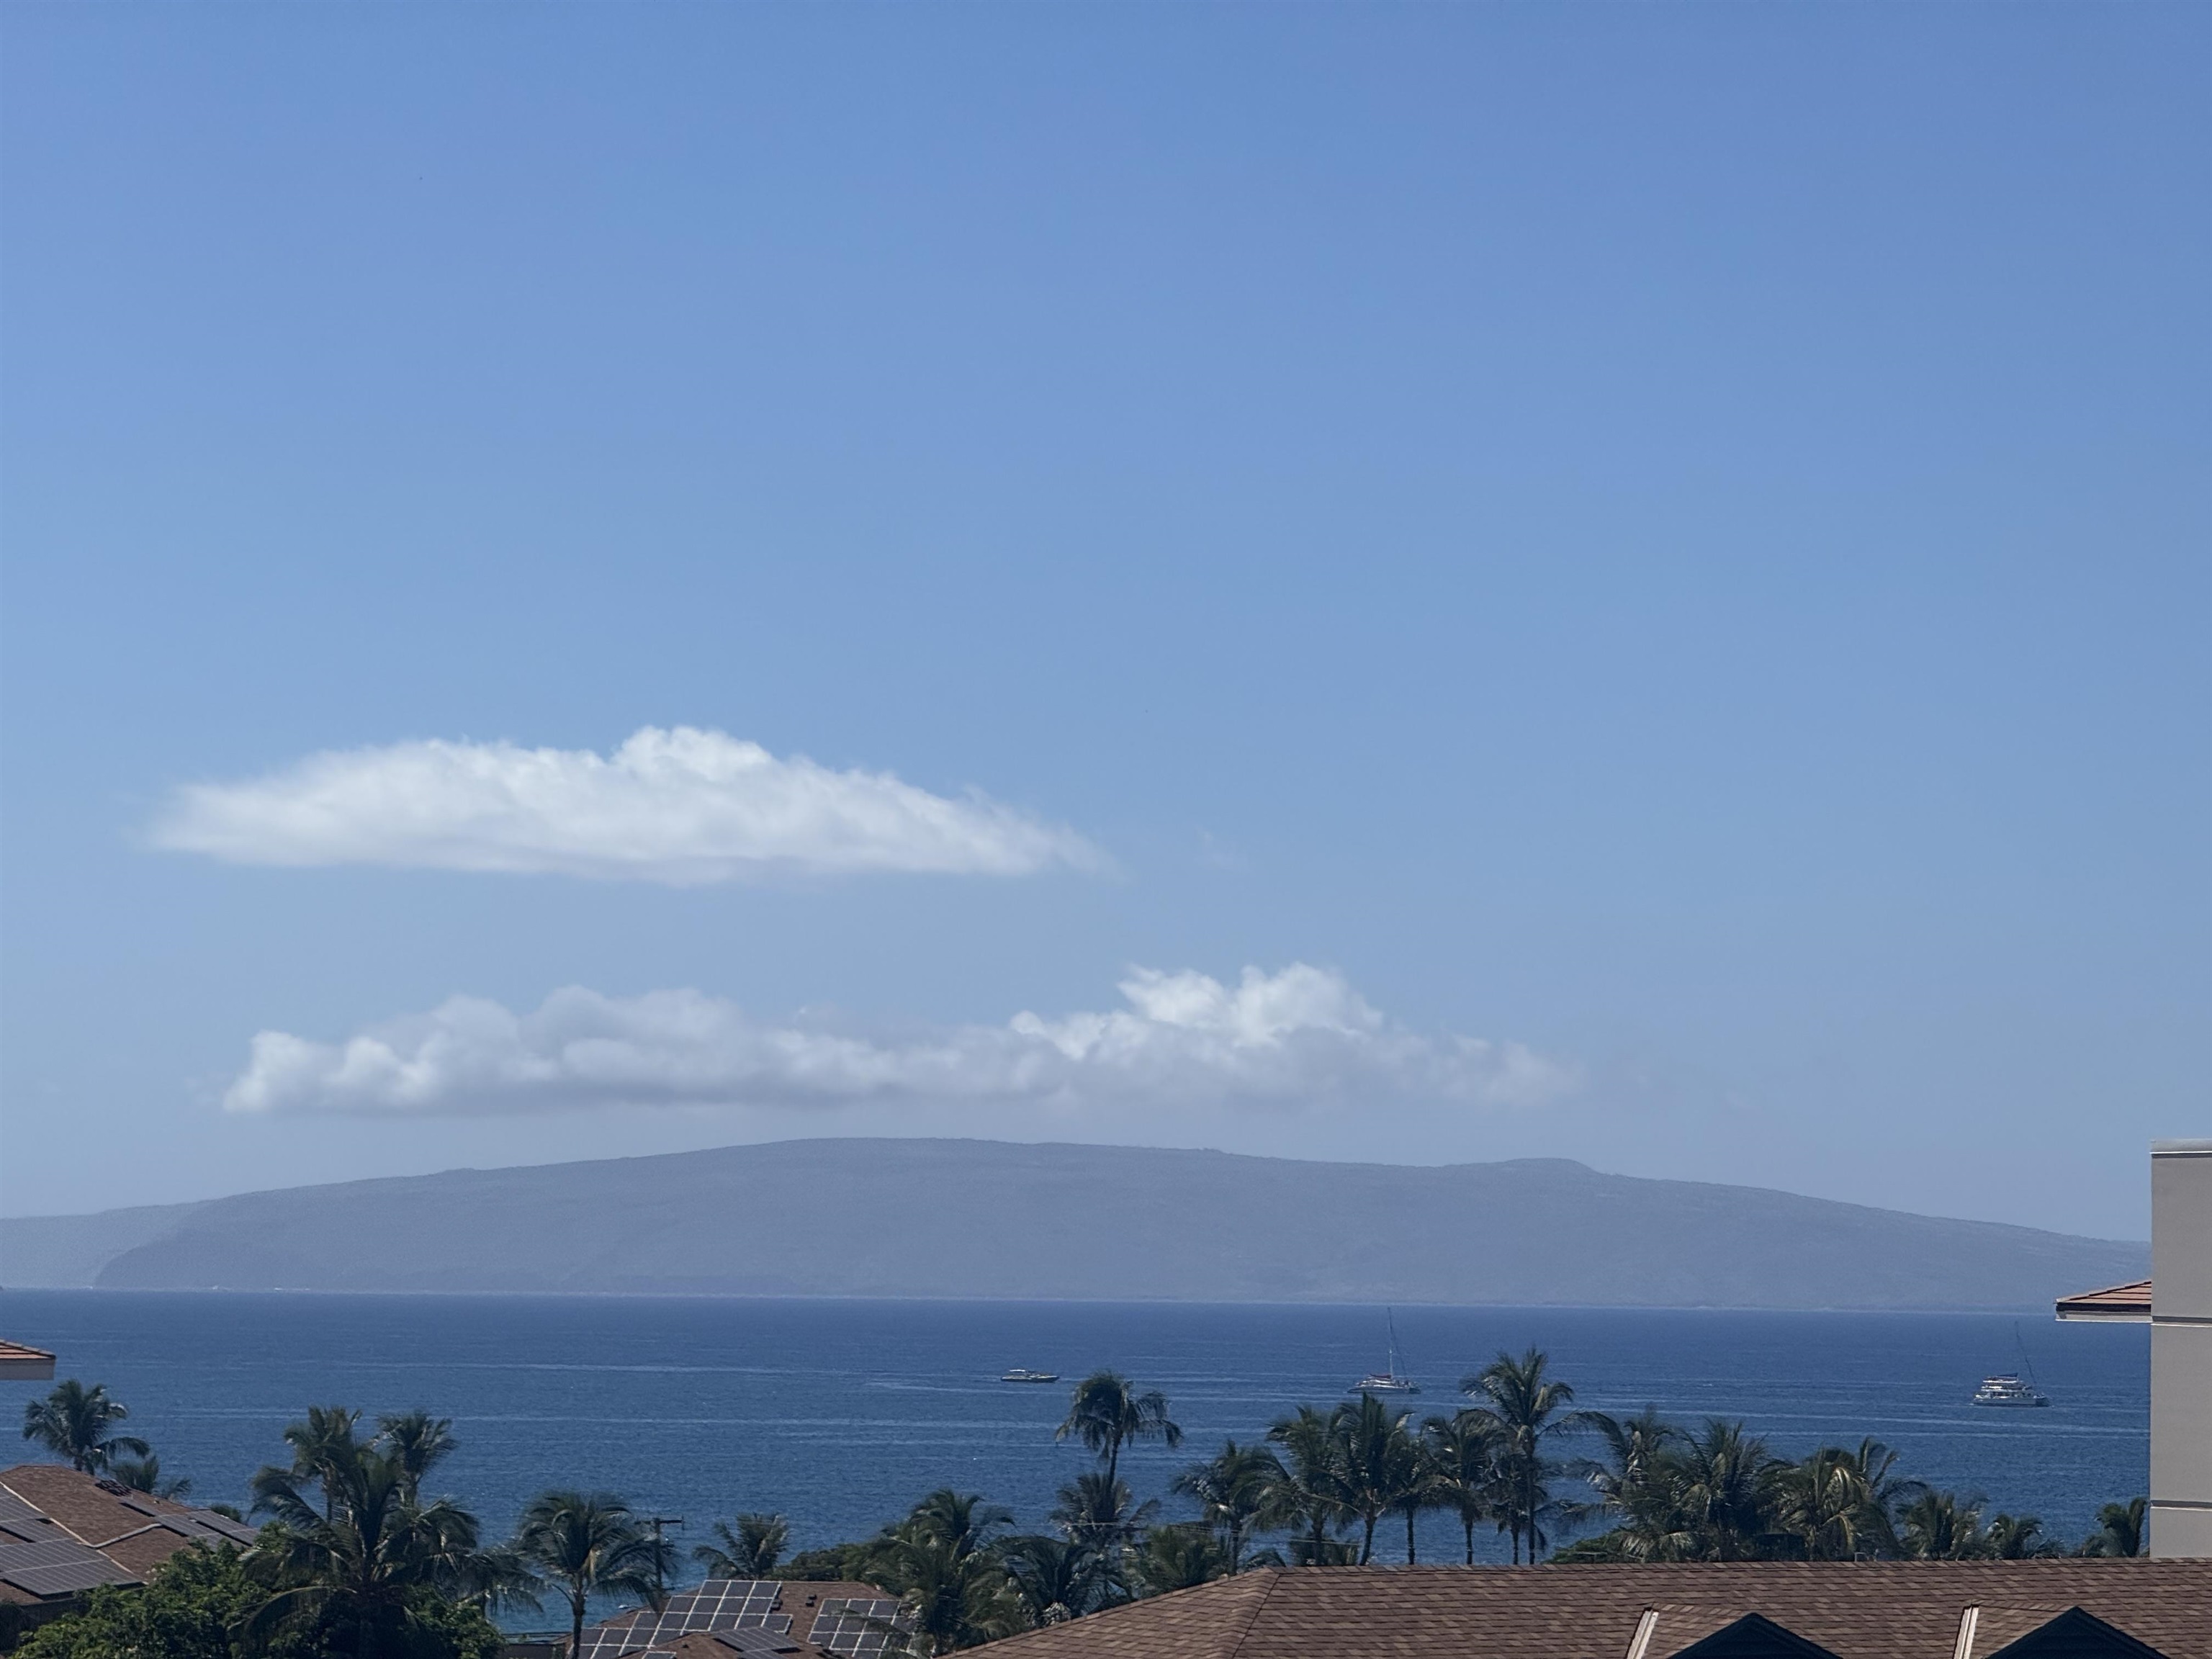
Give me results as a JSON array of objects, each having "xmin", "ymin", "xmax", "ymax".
[
  {"xmin": 18, "ymin": 1547, "xmax": 261, "ymax": 1659},
  {"xmin": 16, "ymin": 1547, "xmax": 502, "ymax": 1659}
]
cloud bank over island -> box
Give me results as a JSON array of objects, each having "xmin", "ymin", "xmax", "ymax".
[
  {"xmin": 152, "ymin": 726, "xmax": 1102, "ymax": 882},
  {"xmin": 222, "ymin": 963, "xmax": 1577, "ymax": 1119}
]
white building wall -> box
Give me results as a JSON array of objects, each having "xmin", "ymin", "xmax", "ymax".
[{"xmin": 2150, "ymin": 1139, "xmax": 2212, "ymax": 1558}]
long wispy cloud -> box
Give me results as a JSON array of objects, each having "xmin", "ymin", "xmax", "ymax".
[
  {"xmin": 223, "ymin": 964, "xmax": 1577, "ymax": 1118},
  {"xmin": 152, "ymin": 726, "xmax": 1102, "ymax": 882}
]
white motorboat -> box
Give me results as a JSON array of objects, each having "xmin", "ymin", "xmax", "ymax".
[{"xmin": 999, "ymin": 1368, "xmax": 1059, "ymax": 1384}]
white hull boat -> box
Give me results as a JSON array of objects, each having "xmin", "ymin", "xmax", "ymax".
[{"xmin": 1349, "ymin": 1310, "xmax": 1421, "ymax": 1395}]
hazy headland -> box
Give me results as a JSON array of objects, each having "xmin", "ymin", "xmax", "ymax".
[{"xmin": 0, "ymin": 1138, "xmax": 2144, "ymax": 1308}]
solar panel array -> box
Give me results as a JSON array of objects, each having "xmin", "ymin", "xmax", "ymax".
[
  {"xmin": 0, "ymin": 1537, "xmax": 135, "ymax": 1599},
  {"xmin": 710, "ymin": 1632, "xmax": 803, "ymax": 1659},
  {"xmin": 664, "ymin": 1581, "xmax": 783, "ymax": 1630},
  {"xmin": 573, "ymin": 1581, "xmax": 788, "ymax": 1659},
  {"xmin": 809, "ymin": 1598, "xmax": 911, "ymax": 1658},
  {"xmin": 181, "ymin": 1510, "xmax": 262, "ymax": 1546}
]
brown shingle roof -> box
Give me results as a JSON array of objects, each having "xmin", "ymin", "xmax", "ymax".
[
  {"xmin": 0, "ymin": 1464, "xmax": 256, "ymax": 1602},
  {"xmin": 656, "ymin": 1630, "xmax": 837, "ymax": 1659},
  {"xmin": 968, "ymin": 1563, "xmax": 2212, "ymax": 1659}
]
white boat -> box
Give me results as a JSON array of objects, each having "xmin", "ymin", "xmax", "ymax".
[
  {"xmin": 1972, "ymin": 1373, "xmax": 2049, "ymax": 1408},
  {"xmin": 1974, "ymin": 1326, "xmax": 2052, "ymax": 1408},
  {"xmin": 999, "ymin": 1368, "xmax": 1059, "ymax": 1384},
  {"xmin": 1349, "ymin": 1310, "xmax": 1420, "ymax": 1395}
]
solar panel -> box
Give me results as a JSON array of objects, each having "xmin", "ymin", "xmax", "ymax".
[
  {"xmin": 186, "ymin": 1510, "xmax": 261, "ymax": 1545},
  {"xmin": 809, "ymin": 1599, "xmax": 910, "ymax": 1659},
  {"xmin": 0, "ymin": 1537, "xmax": 135, "ymax": 1599},
  {"xmin": 0, "ymin": 1539, "xmax": 124, "ymax": 1575},
  {"xmin": 657, "ymin": 1579, "xmax": 783, "ymax": 1632},
  {"xmin": 572, "ymin": 1583, "xmax": 788, "ymax": 1659},
  {"xmin": 573, "ymin": 1626, "xmax": 646, "ymax": 1659},
  {"xmin": 711, "ymin": 1632, "xmax": 801, "ymax": 1658},
  {"xmin": 5, "ymin": 1561, "xmax": 130, "ymax": 1599},
  {"xmin": 0, "ymin": 1491, "xmax": 47, "ymax": 1527}
]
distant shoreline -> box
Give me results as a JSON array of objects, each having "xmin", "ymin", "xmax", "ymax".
[{"xmin": 0, "ymin": 1285, "xmax": 2121, "ymax": 1317}]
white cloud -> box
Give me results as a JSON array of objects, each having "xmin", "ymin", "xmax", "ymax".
[
  {"xmin": 223, "ymin": 964, "xmax": 1578, "ymax": 1118},
  {"xmin": 152, "ymin": 726, "xmax": 1100, "ymax": 882}
]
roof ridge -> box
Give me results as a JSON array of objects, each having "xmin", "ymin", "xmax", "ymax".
[
  {"xmin": 1218, "ymin": 1568, "xmax": 1281, "ymax": 1659},
  {"xmin": 88, "ymin": 1521, "xmax": 166, "ymax": 1550}
]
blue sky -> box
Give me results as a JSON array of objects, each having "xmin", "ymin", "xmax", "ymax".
[{"xmin": 2, "ymin": 4, "xmax": 2204, "ymax": 1237}]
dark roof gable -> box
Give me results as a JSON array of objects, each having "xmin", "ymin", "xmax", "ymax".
[
  {"xmin": 1669, "ymin": 1613, "xmax": 1843, "ymax": 1659},
  {"xmin": 1986, "ymin": 1606, "xmax": 2170, "ymax": 1659}
]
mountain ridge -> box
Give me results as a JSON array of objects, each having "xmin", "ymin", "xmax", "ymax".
[{"xmin": 0, "ymin": 1138, "xmax": 2146, "ymax": 1309}]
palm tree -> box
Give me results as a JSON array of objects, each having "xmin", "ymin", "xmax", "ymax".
[
  {"xmin": 107, "ymin": 1452, "xmax": 191, "ymax": 1500},
  {"xmin": 1000, "ymin": 1535, "xmax": 1102, "ymax": 1627},
  {"xmin": 1661, "ymin": 1420, "xmax": 1778, "ymax": 1562},
  {"xmin": 448, "ymin": 1540, "xmax": 545, "ymax": 1619},
  {"xmin": 1172, "ymin": 1440, "xmax": 1282, "ymax": 1574},
  {"xmin": 1422, "ymin": 1412, "xmax": 1503, "ymax": 1565},
  {"xmin": 248, "ymin": 1441, "xmax": 492, "ymax": 1658},
  {"xmin": 2080, "ymin": 1496, "xmax": 2147, "ymax": 1557},
  {"xmin": 1056, "ymin": 1372, "xmax": 1182, "ymax": 1493},
  {"xmin": 1388, "ymin": 1440, "xmax": 1438, "ymax": 1565},
  {"xmin": 693, "ymin": 1513, "xmax": 788, "ymax": 1577},
  {"xmin": 511, "ymin": 1491, "xmax": 664, "ymax": 1659},
  {"xmin": 1840, "ymin": 1439, "xmax": 1921, "ymax": 1558},
  {"xmin": 20, "ymin": 1380, "xmax": 150, "ymax": 1475},
  {"xmin": 881, "ymin": 1537, "xmax": 1022, "ymax": 1653},
  {"xmin": 1897, "ymin": 1488, "xmax": 1990, "ymax": 1560},
  {"xmin": 908, "ymin": 1490, "xmax": 1013, "ymax": 1561},
  {"xmin": 1568, "ymin": 1408, "xmax": 1676, "ymax": 1529},
  {"xmin": 1772, "ymin": 1448, "xmax": 1860, "ymax": 1563},
  {"xmin": 1986, "ymin": 1512, "xmax": 2059, "ymax": 1559},
  {"xmin": 1458, "ymin": 1349, "xmax": 1576, "ymax": 1564},
  {"xmin": 1261, "ymin": 1406, "xmax": 1352, "ymax": 1566},
  {"xmin": 1049, "ymin": 1471, "xmax": 1155, "ymax": 1598},
  {"xmin": 864, "ymin": 1492, "xmax": 1022, "ymax": 1654},
  {"xmin": 1329, "ymin": 1393, "xmax": 1421, "ymax": 1565},
  {"xmin": 254, "ymin": 1406, "xmax": 364, "ymax": 1524},
  {"xmin": 1772, "ymin": 1439, "xmax": 1915, "ymax": 1562},
  {"xmin": 374, "ymin": 1411, "xmax": 456, "ymax": 1504},
  {"xmin": 1130, "ymin": 1523, "xmax": 1227, "ymax": 1596}
]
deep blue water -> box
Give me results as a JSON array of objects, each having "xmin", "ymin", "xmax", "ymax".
[{"xmin": 0, "ymin": 1292, "xmax": 2147, "ymax": 1583}]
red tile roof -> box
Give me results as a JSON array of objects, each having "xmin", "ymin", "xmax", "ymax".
[
  {"xmin": 2056, "ymin": 1279, "xmax": 2154, "ymax": 1321},
  {"xmin": 0, "ymin": 1342, "xmax": 55, "ymax": 1380},
  {"xmin": 968, "ymin": 1563, "xmax": 2212, "ymax": 1659}
]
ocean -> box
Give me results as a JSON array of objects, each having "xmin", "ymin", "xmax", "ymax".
[{"xmin": 0, "ymin": 1291, "xmax": 2149, "ymax": 1584}]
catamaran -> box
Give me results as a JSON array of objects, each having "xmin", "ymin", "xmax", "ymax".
[
  {"xmin": 1972, "ymin": 1324, "xmax": 2051, "ymax": 1407},
  {"xmin": 1972, "ymin": 1373, "xmax": 2049, "ymax": 1408},
  {"xmin": 1349, "ymin": 1309, "xmax": 1420, "ymax": 1394},
  {"xmin": 999, "ymin": 1368, "xmax": 1059, "ymax": 1384}
]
